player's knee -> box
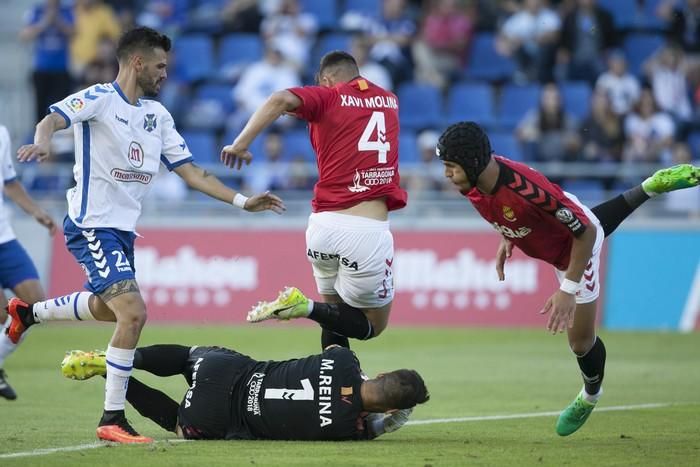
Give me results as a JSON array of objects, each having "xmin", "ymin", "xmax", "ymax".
[
  {"xmin": 364, "ymin": 318, "xmax": 387, "ymax": 339},
  {"xmin": 569, "ymin": 337, "xmax": 595, "ymax": 356},
  {"xmin": 116, "ymin": 302, "xmax": 148, "ymax": 332}
]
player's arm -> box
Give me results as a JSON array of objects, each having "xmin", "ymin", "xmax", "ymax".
[
  {"xmin": 17, "ymin": 112, "xmax": 67, "ymax": 163},
  {"xmin": 3, "ymin": 180, "xmax": 56, "ymax": 234},
  {"xmin": 173, "ymin": 162, "xmax": 285, "ymax": 214},
  {"xmin": 221, "ymin": 90, "xmax": 301, "ymax": 169}
]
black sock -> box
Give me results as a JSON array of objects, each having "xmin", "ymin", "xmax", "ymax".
[
  {"xmin": 133, "ymin": 345, "xmax": 191, "ymax": 376},
  {"xmin": 321, "ymin": 328, "xmax": 350, "ymax": 349},
  {"xmin": 99, "ymin": 409, "xmax": 125, "ymax": 425},
  {"xmin": 591, "ymin": 187, "xmax": 648, "ymax": 238},
  {"xmin": 308, "ymin": 302, "xmax": 374, "ymax": 340},
  {"xmin": 576, "ymin": 336, "xmax": 606, "ymax": 395},
  {"xmin": 19, "ymin": 304, "xmax": 36, "ymax": 327},
  {"xmin": 125, "ymin": 376, "xmax": 179, "ymax": 432}
]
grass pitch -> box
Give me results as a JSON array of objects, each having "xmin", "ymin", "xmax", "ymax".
[{"xmin": 1, "ymin": 324, "xmax": 698, "ymax": 466}]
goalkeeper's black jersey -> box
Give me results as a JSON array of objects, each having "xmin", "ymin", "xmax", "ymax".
[{"xmin": 231, "ymin": 346, "xmax": 367, "ymax": 441}]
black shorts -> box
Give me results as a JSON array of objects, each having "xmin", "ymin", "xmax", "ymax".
[{"xmin": 177, "ymin": 346, "xmax": 255, "ymax": 440}]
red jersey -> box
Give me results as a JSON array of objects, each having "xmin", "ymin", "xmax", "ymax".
[
  {"xmin": 466, "ymin": 157, "xmax": 592, "ymax": 270},
  {"xmin": 288, "ymin": 78, "xmax": 407, "ymax": 212}
]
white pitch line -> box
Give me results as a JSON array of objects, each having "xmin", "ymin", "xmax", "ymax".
[
  {"xmin": 0, "ymin": 403, "xmax": 682, "ymax": 459},
  {"xmin": 406, "ymin": 402, "xmax": 671, "ymax": 426},
  {"xmin": 0, "ymin": 439, "xmax": 188, "ymax": 460}
]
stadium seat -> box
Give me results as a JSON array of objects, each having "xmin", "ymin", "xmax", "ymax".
[
  {"xmin": 218, "ymin": 34, "xmax": 264, "ymax": 81},
  {"xmin": 464, "ymin": 33, "xmax": 516, "ymax": 82},
  {"xmin": 560, "ymin": 81, "xmax": 592, "ymax": 119},
  {"xmin": 445, "ymin": 82, "xmax": 496, "ymax": 128},
  {"xmin": 497, "ymin": 84, "xmax": 541, "ymax": 129},
  {"xmin": 597, "ymin": 0, "xmax": 644, "ymax": 29},
  {"xmin": 623, "ymin": 33, "xmax": 665, "ymax": 77},
  {"xmin": 397, "ymin": 82, "xmax": 442, "ymax": 130},
  {"xmin": 173, "ymin": 35, "xmax": 214, "ymax": 83},
  {"xmin": 489, "ymin": 131, "xmax": 524, "ymax": 161},
  {"xmin": 561, "ymin": 179, "xmax": 606, "ymax": 205},
  {"xmin": 311, "ymin": 33, "xmax": 352, "ymax": 68},
  {"xmin": 183, "ymin": 84, "xmax": 235, "ymax": 131},
  {"xmin": 283, "ymin": 130, "xmax": 316, "ymax": 162},
  {"xmin": 399, "ymin": 131, "xmax": 419, "ymax": 163},
  {"xmin": 300, "ymin": 0, "xmax": 339, "ymax": 30},
  {"xmin": 344, "ymin": 0, "xmax": 381, "ymax": 17},
  {"xmin": 181, "ymin": 130, "xmax": 218, "ymax": 164}
]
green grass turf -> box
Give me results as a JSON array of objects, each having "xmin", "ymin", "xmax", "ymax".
[{"xmin": 1, "ymin": 325, "xmax": 699, "ymax": 466}]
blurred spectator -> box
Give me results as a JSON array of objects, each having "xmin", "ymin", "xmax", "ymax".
[
  {"xmin": 657, "ymin": 0, "xmax": 700, "ymax": 54},
  {"xmin": 81, "ymin": 37, "xmax": 118, "ymax": 86},
  {"xmin": 623, "ymin": 87, "xmax": 675, "ymax": 163},
  {"xmin": 261, "ymin": 0, "xmax": 318, "ymax": 72},
  {"xmin": 475, "ymin": 0, "xmax": 520, "ymax": 31},
  {"xmin": 366, "ymin": 0, "xmax": 417, "ymax": 87},
  {"xmin": 663, "ymin": 142, "xmax": 700, "ymax": 216},
  {"xmin": 136, "ymin": 0, "xmax": 189, "ymax": 34},
  {"xmin": 104, "ymin": 0, "xmax": 136, "ymax": 30},
  {"xmin": 352, "ymin": 36, "xmax": 393, "ymax": 90},
  {"xmin": 497, "ymin": 0, "xmax": 561, "ymax": 83},
  {"xmin": 20, "ymin": 0, "xmax": 74, "ymax": 124},
  {"xmin": 412, "ymin": 0, "xmax": 474, "ymax": 90},
  {"xmin": 644, "ymin": 43, "xmax": 693, "ymax": 124},
  {"xmin": 556, "ymin": 0, "xmax": 616, "ymax": 84},
  {"xmin": 516, "ymin": 82, "xmax": 581, "ymax": 161},
  {"xmin": 404, "ymin": 129, "xmax": 450, "ymax": 192},
  {"xmin": 243, "ymin": 132, "xmax": 288, "ymax": 193},
  {"xmin": 594, "ymin": 51, "xmax": 641, "ymax": 116},
  {"xmin": 579, "ymin": 90, "xmax": 624, "ymax": 162},
  {"xmin": 70, "ymin": 0, "xmax": 120, "ymax": 76},
  {"xmin": 220, "ymin": 0, "xmax": 263, "ymax": 33},
  {"xmin": 230, "ymin": 45, "xmax": 301, "ymax": 131}
]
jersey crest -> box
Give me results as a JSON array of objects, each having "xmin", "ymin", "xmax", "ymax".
[{"xmin": 143, "ymin": 113, "xmax": 157, "ymax": 132}]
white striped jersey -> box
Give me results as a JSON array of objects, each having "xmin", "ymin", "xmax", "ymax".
[
  {"xmin": 0, "ymin": 125, "xmax": 18, "ymax": 243},
  {"xmin": 50, "ymin": 82, "xmax": 192, "ymax": 232}
]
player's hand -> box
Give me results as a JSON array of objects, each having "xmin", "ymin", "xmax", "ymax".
[
  {"xmin": 17, "ymin": 142, "xmax": 51, "ymax": 163},
  {"xmin": 243, "ymin": 191, "xmax": 286, "ymax": 214},
  {"xmin": 220, "ymin": 143, "xmax": 252, "ymax": 170},
  {"xmin": 540, "ymin": 290, "xmax": 577, "ymax": 334},
  {"xmin": 34, "ymin": 209, "xmax": 57, "ymax": 235},
  {"xmin": 495, "ymin": 237, "xmax": 513, "ymax": 281}
]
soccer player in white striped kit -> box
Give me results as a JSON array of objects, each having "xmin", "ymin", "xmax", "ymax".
[
  {"xmin": 8, "ymin": 27, "xmax": 285, "ymax": 443},
  {"xmin": 0, "ymin": 124, "xmax": 57, "ymax": 401}
]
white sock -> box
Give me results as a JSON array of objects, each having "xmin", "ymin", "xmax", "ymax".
[
  {"xmin": 104, "ymin": 345, "xmax": 135, "ymax": 411},
  {"xmin": 33, "ymin": 292, "xmax": 94, "ymax": 322},
  {"xmin": 583, "ymin": 386, "xmax": 603, "ymax": 404},
  {"xmin": 0, "ymin": 317, "xmax": 17, "ymax": 368}
]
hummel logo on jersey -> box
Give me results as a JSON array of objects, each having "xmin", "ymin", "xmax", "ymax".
[
  {"xmin": 143, "ymin": 114, "xmax": 157, "ymax": 132},
  {"xmin": 115, "ymin": 114, "xmax": 129, "ymax": 126}
]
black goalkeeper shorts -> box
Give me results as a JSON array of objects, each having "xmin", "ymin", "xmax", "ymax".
[{"xmin": 177, "ymin": 346, "xmax": 254, "ymax": 440}]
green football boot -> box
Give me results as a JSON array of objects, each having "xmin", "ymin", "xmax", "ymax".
[
  {"xmin": 247, "ymin": 287, "xmax": 310, "ymax": 323},
  {"xmin": 642, "ymin": 164, "xmax": 700, "ymax": 196},
  {"xmin": 61, "ymin": 350, "xmax": 106, "ymax": 380},
  {"xmin": 556, "ymin": 390, "xmax": 598, "ymax": 436}
]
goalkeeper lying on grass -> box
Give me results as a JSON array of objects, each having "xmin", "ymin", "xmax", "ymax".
[{"xmin": 61, "ymin": 344, "xmax": 429, "ymax": 442}]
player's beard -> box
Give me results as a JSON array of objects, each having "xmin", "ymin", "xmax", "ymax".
[{"xmin": 138, "ymin": 74, "xmax": 161, "ymax": 98}]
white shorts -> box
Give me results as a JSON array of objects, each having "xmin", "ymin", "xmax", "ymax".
[
  {"xmin": 554, "ymin": 192, "xmax": 605, "ymax": 304},
  {"xmin": 306, "ymin": 211, "xmax": 394, "ymax": 309}
]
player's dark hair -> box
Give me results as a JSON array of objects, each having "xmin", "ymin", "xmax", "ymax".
[
  {"xmin": 380, "ymin": 369, "xmax": 430, "ymax": 409},
  {"xmin": 116, "ymin": 27, "xmax": 171, "ymax": 61},
  {"xmin": 436, "ymin": 121, "xmax": 493, "ymax": 186},
  {"xmin": 318, "ymin": 51, "xmax": 359, "ymax": 78}
]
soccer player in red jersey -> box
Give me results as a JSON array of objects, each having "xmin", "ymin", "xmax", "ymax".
[
  {"xmin": 435, "ymin": 121, "xmax": 700, "ymax": 436},
  {"xmin": 221, "ymin": 51, "xmax": 406, "ymax": 350}
]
